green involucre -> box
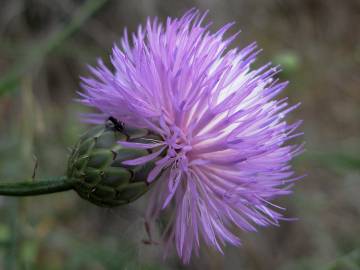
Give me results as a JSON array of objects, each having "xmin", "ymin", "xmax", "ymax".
[{"xmin": 67, "ymin": 123, "xmax": 160, "ymax": 207}]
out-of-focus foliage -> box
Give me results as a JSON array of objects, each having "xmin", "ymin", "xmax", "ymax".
[
  {"xmin": 0, "ymin": 0, "xmax": 359, "ymax": 269},
  {"xmin": 326, "ymin": 249, "xmax": 360, "ymax": 270}
]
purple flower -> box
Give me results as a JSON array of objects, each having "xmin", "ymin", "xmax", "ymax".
[{"xmin": 79, "ymin": 9, "xmax": 303, "ymax": 263}]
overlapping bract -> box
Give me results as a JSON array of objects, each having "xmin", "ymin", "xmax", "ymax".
[{"xmin": 79, "ymin": 9, "xmax": 303, "ymax": 263}]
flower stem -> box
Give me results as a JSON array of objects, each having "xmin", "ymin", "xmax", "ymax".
[{"xmin": 0, "ymin": 176, "xmax": 75, "ymax": 196}]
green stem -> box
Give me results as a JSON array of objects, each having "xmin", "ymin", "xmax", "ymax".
[{"xmin": 0, "ymin": 176, "xmax": 75, "ymax": 196}]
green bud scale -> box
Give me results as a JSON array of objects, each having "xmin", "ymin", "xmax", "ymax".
[{"xmin": 67, "ymin": 121, "xmax": 160, "ymax": 207}]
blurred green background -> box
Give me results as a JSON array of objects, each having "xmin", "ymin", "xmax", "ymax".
[{"xmin": 0, "ymin": 0, "xmax": 359, "ymax": 269}]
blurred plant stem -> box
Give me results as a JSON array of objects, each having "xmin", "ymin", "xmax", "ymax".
[
  {"xmin": 3, "ymin": 76, "xmax": 38, "ymax": 269},
  {"xmin": 0, "ymin": 0, "xmax": 108, "ymax": 96},
  {"xmin": 4, "ymin": 200, "xmax": 18, "ymax": 270}
]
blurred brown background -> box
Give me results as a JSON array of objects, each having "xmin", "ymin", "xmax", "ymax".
[{"xmin": 0, "ymin": 0, "xmax": 359, "ymax": 269}]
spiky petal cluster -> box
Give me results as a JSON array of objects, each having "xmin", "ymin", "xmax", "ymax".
[{"xmin": 79, "ymin": 9, "xmax": 303, "ymax": 263}]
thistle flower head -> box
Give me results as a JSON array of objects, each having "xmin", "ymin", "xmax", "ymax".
[{"xmin": 79, "ymin": 9, "xmax": 303, "ymax": 263}]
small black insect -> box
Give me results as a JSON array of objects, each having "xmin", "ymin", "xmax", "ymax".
[{"xmin": 107, "ymin": 116, "xmax": 124, "ymax": 131}]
